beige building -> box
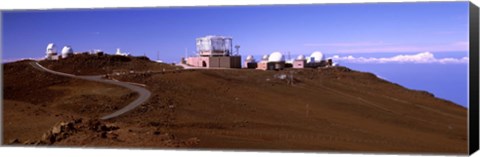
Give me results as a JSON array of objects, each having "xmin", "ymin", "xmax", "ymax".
[
  {"xmin": 255, "ymin": 52, "xmax": 285, "ymax": 70},
  {"xmin": 186, "ymin": 56, "xmax": 241, "ymax": 68}
]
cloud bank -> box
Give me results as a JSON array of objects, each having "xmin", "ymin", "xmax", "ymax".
[
  {"xmin": 304, "ymin": 41, "xmax": 468, "ymax": 53},
  {"xmin": 330, "ymin": 52, "xmax": 468, "ymax": 64}
]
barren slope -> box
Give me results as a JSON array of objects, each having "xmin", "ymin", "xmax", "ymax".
[
  {"xmin": 3, "ymin": 59, "xmax": 468, "ymax": 154},
  {"xmin": 3, "ymin": 60, "xmax": 195, "ymax": 147},
  {"xmin": 3, "ymin": 60, "xmax": 134, "ymax": 141},
  {"xmin": 110, "ymin": 67, "xmax": 467, "ymax": 154},
  {"xmin": 38, "ymin": 54, "xmax": 181, "ymax": 75}
]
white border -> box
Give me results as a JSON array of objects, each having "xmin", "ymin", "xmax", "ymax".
[{"xmin": 0, "ymin": 0, "xmax": 479, "ymax": 157}]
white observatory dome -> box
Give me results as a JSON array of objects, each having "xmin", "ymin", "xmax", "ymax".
[
  {"xmin": 261, "ymin": 54, "xmax": 269, "ymax": 61},
  {"xmin": 310, "ymin": 51, "xmax": 324, "ymax": 63},
  {"xmin": 296, "ymin": 54, "xmax": 306, "ymax": 60},
  {"xmin": 245, "ymin": 55, "xmax": 255, "ymax": 62},
  {"xmin": 61, "ymin": 46, "xmax": 74, "ymax": 57},
  {"xmin": 116, "ymin": 48, "xmax": 121, "ymax": 55},
  {"xmin": 46, "ymin": 43, "xmax": 57, "ymax": 55},
  {"xmin": 268, "ymin": 52, "xmax": 285, "ymax": 62}
]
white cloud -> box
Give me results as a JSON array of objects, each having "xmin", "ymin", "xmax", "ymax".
[
  {"xmin": 304, "ymin": 41, "xmax": 469, "ymax": 53},
  {"xmin": 304, "ymin": 41, "xmax": 388, "ymax": 47},
  {"xmin": 336, "ymin": 42, "xmax": 469, "ymax": 53},
  {"xmin": 433, "ymin": 31, "xmax": 458, "ymax": 35},
  {"xmin": 330, "ymin": 52, "xmax": 468, "ymax": 64}
]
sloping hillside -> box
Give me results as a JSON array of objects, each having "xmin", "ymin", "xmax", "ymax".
[
  {"xmin": 110, "ymin": 67, "xmax": 467, "ymax": 154},
  {"xmin": 3, "ymin": 59, "xmax": 468, "ymax": 154},
  {"xmin": 39, "ymin": 54, "xmax": 181, "ymax": 75},
  {"xmin": 3, "ymin": 59, "xmax": 201, "ymax": 147}
]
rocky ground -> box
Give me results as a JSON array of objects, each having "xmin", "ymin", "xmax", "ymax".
[{"xmin": 2, "ymin": 56, "xmax": 468, "ymax": 154}]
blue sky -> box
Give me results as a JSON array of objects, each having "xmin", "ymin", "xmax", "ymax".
[
  {"xmin": 2, "ymin": 2, "xmax": 469, "ymax": 61},
  {"xmin": 1, "ymin": 2, "xmax": 470, "ymax": 107}
]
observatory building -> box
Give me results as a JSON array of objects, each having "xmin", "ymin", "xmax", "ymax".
[
  {"xmin": 115, "ymin": 48, "xmax": 130, "ymax": 56},
  {"xmin": 305, "ymin": 51, "xmax": 331, "ymax": 68},
  {"xmin": 293, "ymin": 54, "xmax": 306, "ymax": 69},
  {"xmin": 184, "ymin": 35, "xmax": 241, "ymax": 68},
  {"xmin": 244, "ymin": 55, "xmax": 257, "ymax": 69},
  {"xmin": 45, "ymin": 43, "xmax": 59, "ymax": 60},
  {"xmin": 307, "ymin": 51, "xmax": 325, "ymax": 67},
  {"xmin": 251, "ymin": 51, "xmax": 335, "ymax": 70},
  {"xmin": 256, "ymin": 52, "xmax": 286, "ymax": 70},
  {"xmin": 61, "ymin": 46, "xmax": 74, "ymax": 58},
  {"xmin": 267, "ymin": 52, "xmax": 286, "ymax": 70},
  {"xmin": 256, "ymin": 54, "xmax": 269, "ymax": 70}
]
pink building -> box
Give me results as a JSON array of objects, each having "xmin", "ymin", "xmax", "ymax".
[
  {"xmin": 256, "ymin": 61, "xmax": 268, "ymax": 70},
  {"xmin": 293, "ymin": 60, "xmax": 306, "ymax": 69}
]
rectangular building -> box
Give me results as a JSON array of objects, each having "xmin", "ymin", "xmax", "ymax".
[{"xmin": 186, "ymin": 56, "xmax": 241, "ymax": 68}]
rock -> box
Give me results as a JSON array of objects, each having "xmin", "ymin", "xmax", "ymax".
[
  {"xmin": 52, "ymin": 125, "xmax": 62, "ymax": 134},
  {"xmin": 107, "ymin": 131, "xmax": 119, "ymax": 139},
  {"xmin": 8, "ymin": 139, "xmax": 20, "ymax": 144},
  {"xmin": 40, "ymin": 118, "xmax": 82, "ymax": 145},
  {"xmin": 184, "ymin": 137, "xmax": 200, "ymax": 146},
  {"xmin": 100, "ymin": 123, "xmax": 119, "ymax": 132},
  {"xmin": 41, "ymin": 131, "xmax": 55, "ymax": 144},
  {"xmin": 23, "ymin": 140, "xmax": 33, "ymax": 145},
  {"xmin": 34, "ymin": 140, "xmax": 45, "ymax": 145},
  {"xmin": 100, "ymin": 132, "xmax": 108, "ymax": 138}
]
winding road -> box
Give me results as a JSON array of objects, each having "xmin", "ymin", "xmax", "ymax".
[{"xmin": 30, "ymin": 62, "xmax": 151, "ymax": 120}]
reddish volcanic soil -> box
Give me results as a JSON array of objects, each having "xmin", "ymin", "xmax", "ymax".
[
  {"xmin": 38, "ymin": 54, "xmax": 181, "ymax": 75},
  {"xmin": 2, "ymin": 56, "xmax": 468, "ymax": 154}
]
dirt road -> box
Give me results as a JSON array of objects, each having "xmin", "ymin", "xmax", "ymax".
[{"xmin": 30, "ymin": 61, "xmax": 151, "ymax": 120}]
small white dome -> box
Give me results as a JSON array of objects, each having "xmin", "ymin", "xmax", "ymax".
[
  {"xmin": 61, "ymin": 46, "xmax": 73, "ymax": 56},
  {"xmin": 268, "ymin": 52, "xmax": 285, "ymax": 62},
  {"xmin": 310, "ymin": 51, "xmax": 324, "ymax": 63},
  {"xmin": 245, "ymin": 55, "xmax": 254, "ymax": 61},
  {"xmin": 46, "ymin": 43, "xmax": 57, "ymax": 55},
  {"xmin": 262, "ymin": 54, "xmax": 269, "ymax": 61},
  {"xmin": 296, "ymin": 55, "xmax": 306, "ymax": 60}
]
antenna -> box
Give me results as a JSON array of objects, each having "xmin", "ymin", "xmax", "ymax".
[
  {"xmin": 235, "ymin": 45, "xmax": 240, "ymax": 56},
  {"xmin": 288, "ymin": 51, "xmax": 291, "ymax": 61}
]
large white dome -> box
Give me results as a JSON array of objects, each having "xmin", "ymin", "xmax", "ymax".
[
  {"xmin": 61, "ymin": 46, "xmax": 74, "ymax": 56},
  {"xmin": 46, "ymin": 43, "xmax": 57, "ymax": 55},
  {"xmin": 268, "ymin": 52, "xmax": 285, "ymax": 62},
  {"xmin": 296, "ymin": 54, "xmax": 306, "ymax": 60},
  {"xmin": 309, "ymin": 51, "xmax": 324, "ymax": 63}
]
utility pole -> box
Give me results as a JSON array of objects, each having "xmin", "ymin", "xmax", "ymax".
[
  {"xmin": 235, "ymin": 45, "xmax": 240, "ymax": 56},
  {"xmin": 288, "ymin": 51, "xmax": 291, "ymax": 61}
]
